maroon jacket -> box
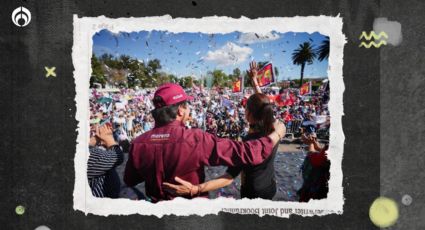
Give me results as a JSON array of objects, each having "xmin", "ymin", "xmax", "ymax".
[{"xmin": 124, "ymin": 120, "xmax": 275, "ymax": 202}]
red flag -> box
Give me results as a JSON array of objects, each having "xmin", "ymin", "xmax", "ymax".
[
  {"xmin": 274, "ymin": 94, "xmax": 285, "ymax": 107},
  {"xmin": 232, "ymin": 78, "xmax": 242, "ymax": 92},
  {"xmin": 241, "ymin": 94, "xmax": 250, "ymax": 106},
  {"xmin": 289, "ymin": 92, "xmax": 296, "ymax": 101},
  {"xmin": 287, "ymin": 92, "xmax": 295, "ymax": 105},
  {"xmin": 300, "ymin": 82, "xmax": 311, "ymax": 95},
  {"xmin": 257, "ymin": 63, "xmax": 274, "ymax": 87},
  {"xmin": 274, "ymin": 93, "xmax": 294, "ymax": 107}
]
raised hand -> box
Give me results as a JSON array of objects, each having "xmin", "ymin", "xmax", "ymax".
[
  {"xmin": 89, "ymin": 136, "xmax": 98, "ymax": 147},
  {"xmin": 273, "ymin": 120, "xmax": 286, "ymax": 139},
  {"xmin": 96, "ymin": 123, "xmax": 116, "ymax": 148},
  {"xmin": 248, "ymin": 61, "xmax": 259, "ymax": 85}
]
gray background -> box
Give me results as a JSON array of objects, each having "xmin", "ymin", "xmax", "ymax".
[
  {"xmin": 380, "ymin": 1, "xmax": 425, "ymax": 229},
  {"xmin": 0, "ymin": 0, "xmax": 422, "ymax": 229}
]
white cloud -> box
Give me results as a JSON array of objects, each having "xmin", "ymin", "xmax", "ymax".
[
  {"xmin": 202, "ymin": 42, "xmax": 252, "ymax": 67},
  {"xmin": 106, "ymin": 30, "xmax": 121, "ymax": 37},
  {"xmin": 238, "ymin": 32, "xmax": 280, "ymax": 44}
]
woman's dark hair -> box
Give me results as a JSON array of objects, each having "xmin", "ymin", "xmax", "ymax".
[
  {"xmin": 151, "ymin": 96, "xmax": 187, "ymax": 127},
  {"xmin": 246, "ymin": 93, "xmax": 275, "ymax": 136},
  {"xmin": 119, "ymin": 140, "xmax": 130, "ymax": 153}
]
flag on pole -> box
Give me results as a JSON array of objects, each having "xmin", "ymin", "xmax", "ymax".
[
  {"xmin": 232, "ymin": 77, "xmax": 242, "ymax": 93},
  {"xmin": 240, "ymin": 75, "xmax": 244, "ymax": 93},
  {"xmin": 300, "ymin": 82, "xmax": 311, "ymax": 95},
  {"xmin": 257, "ymin": 63, "xmax": 274, "ymax": 87},
  {"xmin": 274, "ymin": 94, "xmax": 284, "ymax": 107}
]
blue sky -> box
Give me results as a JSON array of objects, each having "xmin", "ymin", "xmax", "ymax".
[{"xmin": 93, "ymin": 30, "xmax": 328, "ymax": 80}]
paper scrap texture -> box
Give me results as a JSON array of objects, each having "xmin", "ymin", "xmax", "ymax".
[{"xmin": 72, "ymin": 15, "xmax": 346, "ymax": 217}]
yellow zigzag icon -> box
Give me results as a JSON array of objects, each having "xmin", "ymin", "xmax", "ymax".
[
  {"xmin": 359, "ymin": 31, "xmax": 388, "ymax": 40},
  {"xmin": 359, "ymin": 40, "xmax": 387, "ymax": 48}
]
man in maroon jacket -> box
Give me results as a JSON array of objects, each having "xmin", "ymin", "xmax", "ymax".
[{"xmin": 124, "ymin": 83, "xmax": 285, "ymax": 202}]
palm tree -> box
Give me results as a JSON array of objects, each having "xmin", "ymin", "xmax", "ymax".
[
  {"xmin": 291, "ymin": 42, "xmax": 317, "ymax": 88},
  {"xmin": 317, "ymin": 36, "xmax": 329, "ymax": 62}
]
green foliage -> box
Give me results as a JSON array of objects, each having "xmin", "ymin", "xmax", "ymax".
[
  {"xmin": 90, "ymin": 55, "xmax": 106, "ymax": 88},
  {"xmin": 231, "ymin": 68, "xmax": 241, "ymax": 78},
  {"xmin": 91, "ymin": 54, "xmax": 170, "ymax": 88},
  {"xmin": 91, "ymin": 37, "xmax": 328, "ymax": 90},
  {"xmin": 209, "ymin": 69, "xmax": 238, "ymax": 88},
  {"xmin": 179, "ymin": 76, "xmax": 193, "ymax": 88},
  {"xmin": 292, "ymin": 79, "xmax": 308, "ymax": 87},
  {"xmin": 316, "ymin": 36, "xmax": 329, "ymax": 62},
  {"xmin": 291, "ymin": 42, "xmax": 317, "ymax": 88},
  {"xmin": 210, "ymin": 70, "xmax": 227, "ymax": 87},
  {"xmin": 311, "ymin": 81, "xmax": 322, "ymax": 92},
  {"xmin": 257, "ymin": 61, "xmax": 268, "ymax": 69}
]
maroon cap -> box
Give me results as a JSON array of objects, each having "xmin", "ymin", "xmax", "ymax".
[{"xmin": 154, "ymin": 83, "xmax": 193, "ymax": 108}]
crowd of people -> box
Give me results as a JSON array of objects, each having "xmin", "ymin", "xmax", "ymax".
[
  {"xmin": 89, "ymin": 86, "xmax": 330, "ymax": 143},
  {"xmin": 87, "ymin": 61, "xmax": 331, "ymax": 202}
]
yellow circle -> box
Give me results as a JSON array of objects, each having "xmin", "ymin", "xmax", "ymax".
[
  {"xmin": 369, "ymin": 197, "xmax": 399, "ymax": 228},
  {"xmin": 15, "ymin": 205, "xmax": 25, "ymax": 215}
]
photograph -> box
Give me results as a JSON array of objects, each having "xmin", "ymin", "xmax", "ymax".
[
  {"xmin": 88, "ymin": 29, "xmax": 330, "ymax": 202},
  {"xmin": 73, "ymin": 15, "xmax": 345, "ymax": 217}
]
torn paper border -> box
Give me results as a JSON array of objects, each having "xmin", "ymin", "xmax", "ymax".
[{"xmin": 72, "ymin": 15, "xmax": 346, "ymax": 217}]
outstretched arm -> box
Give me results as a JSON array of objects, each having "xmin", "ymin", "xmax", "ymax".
[
  {"xmin": 301, "ymin": 133, "xmax": 322, "ymax": 152},
  {"xmin": 163, "ymin": 174, "xmax": 234, "ymax": 197},
  {"xmin": 202, "ymin": 120, "xmax": 285, "ymax": 167}
]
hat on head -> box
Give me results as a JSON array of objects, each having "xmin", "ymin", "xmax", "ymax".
[{"xmin": 154, "ymin": 83, "xmax": 193, "ymax": 108}]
